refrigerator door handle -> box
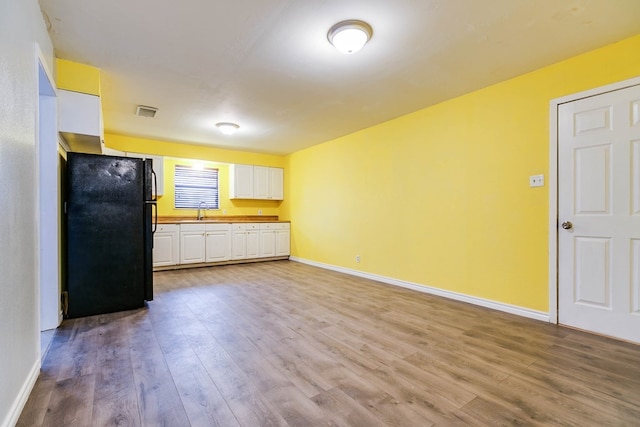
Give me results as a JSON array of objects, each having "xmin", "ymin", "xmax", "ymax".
[
  {"xmin": 152, "ymin": 202, "xmax": 158, "ymax": 234},
  {"xmin": 151, "ymin": 169, "xmax": 158, "ymax": 202}
]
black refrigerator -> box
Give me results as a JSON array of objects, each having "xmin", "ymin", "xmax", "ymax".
[{"xmin": 65, "ymin": 152, "xmax": 156, "ymax": 318}]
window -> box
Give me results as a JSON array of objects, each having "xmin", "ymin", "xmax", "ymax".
[{"xmin": 174, "ymin": 165, "xmax": 219, "ymax": 209}]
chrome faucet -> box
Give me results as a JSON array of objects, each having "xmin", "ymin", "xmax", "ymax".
[{"xmin": 197, "ymin": 201, "xmax": 208, "ymax": 220}]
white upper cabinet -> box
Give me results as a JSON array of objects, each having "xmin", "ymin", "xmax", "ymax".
[
  {"xmin": 229, "ymin": 164, "xmax": 283, "ymax": 200},
  {"xmin": 58, "ymin": 89, "xmax": 103, "ymax": 154},
  {"xmin": 253, "ymin": 166, "xmax": 269, "ymax": 199},
  {"xmin": 101, "ymin": 147, "xmax": 126, "ymax": 156},
  {"xmin": 127, "ymin": 152, "xmax": 165, "ymax": 196},
  {"xmin": 268, "ymin": 167, "xmax": 284, "ymax": 200},
  {"xmin": 229, "ymin": 164, "xmax": 254, "ymax": 199}
]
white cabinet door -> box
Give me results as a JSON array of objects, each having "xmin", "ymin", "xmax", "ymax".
[
  {"xmin": 259, "ymin": 223, "xmax": 276, "ymax": 257},
  {"xmin": 246, "ymin": 225, "xmax": 260, "ymax": 259},
  {"xmin": 231, "ymin": 224, "xmax": 247, "ymax": 260},
  {"xmin": 275, "ymin": 223, "xmax": 290, "ymax": 256},
  {"xmin": 254, "ymin": 166, "xmax": 269, "ymax": 199},
  {"xmin": 58, "ymin": 89, "xmax": 103, "ymax": 154},
  {"xmin": 205, "ymin": 224, "xmax": 231, "ymax": 262},
  {"xmin": 229, "ymin": 164, "xmax": 284, "ymax": 200},
  {"xmin": 231, "ymin": 223, "xmax": 259, "ymax": 259},
  {"xmin": 128, "ymin": 152, "xmax": 164, "ymax": 196},
  {"xmin": 180, "ymin": 224, "xmax": 206, "ymax": 264},
  {"xmin": 168, "ymin": 222, "xmax": 288, "ymax": 267},
  {"xmin": 230, "ymin": 164, "xmax": 254, "ymax": 199},
  {"xmin": 268, "ymin": 167, "xmax": 284, "ymax": 200},
  {"xmin": 153, "ymin": 227, "xmax": 179, "ymax": 267}
]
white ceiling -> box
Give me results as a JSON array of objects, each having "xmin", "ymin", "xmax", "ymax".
[{"xmin": 40, "ymin": 0, "xmax": 640, "ymax": 155}]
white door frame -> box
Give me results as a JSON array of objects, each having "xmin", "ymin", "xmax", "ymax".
[
  {"xmin": 35, "ymin": 44, "xmax": 61, "ymax": 331},
  {"xmin": 548, "ymin": 75, "xmax": 640, "ymax": 324}
]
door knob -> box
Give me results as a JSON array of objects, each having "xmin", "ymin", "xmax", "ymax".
[{"xmin": 561, "ymin": 221, "xmax": 573, "ymax": 230}]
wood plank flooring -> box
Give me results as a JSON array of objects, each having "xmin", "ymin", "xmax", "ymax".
[{"xmin": 18, "ymin": 260, "xmax": 640, "ymax": 426}]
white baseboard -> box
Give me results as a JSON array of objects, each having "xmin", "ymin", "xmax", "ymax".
[
  {"xmin": 289, "ymin": 256, "xmax": 550, "ymax": 323},
  {"xmin": 2, "ymin": 358, "xmax": 40, "ymax": 427}
]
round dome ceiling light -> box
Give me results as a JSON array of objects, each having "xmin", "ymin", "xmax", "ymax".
[
  {"xmin": 327, "ymin": 20, "xmax": 373, "ymax": 54},
  {"xmin": 216, "ymin": 122, "xmax": 240, "ymax": 135}
]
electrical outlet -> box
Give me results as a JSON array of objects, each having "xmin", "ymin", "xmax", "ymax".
[
  {"xmin": 258, "ymin": 209, "xmax": 263, "ymax": 215},
  {"xmin": 222, "ymin": 209, "xmax": 227, "ymax": 215},
  {"xmin": 529, "ymin": 174, "xmax": 544, "ymax": 187},
  {"xmin": 356, "ymin": 255, "xmax": 361, "ymax": 263}
]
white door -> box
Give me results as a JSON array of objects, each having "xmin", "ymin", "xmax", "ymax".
[{"xmin": 558, "ymin": 83, "xmax": 640, "ymax": 343}]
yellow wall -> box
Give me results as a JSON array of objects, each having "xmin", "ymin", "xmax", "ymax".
[
  {"xmin": 56, "ymin": 58, "xmax": 101, "ymax": 95},
  {"xmin": 55, "ymin": 57, "xmax": 286, "ymax": 218},
  {"xmin": 105, "ymin": 133, "xmax": 285, "ymax": 217},
  {"xmin": 285, "ymin": 34, "xmax": 640, "ymax": 313}
]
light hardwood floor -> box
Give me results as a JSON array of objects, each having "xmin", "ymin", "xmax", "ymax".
[{"xmin": 18, "ymin": 260, "xmax": 640, "ymax": 426}]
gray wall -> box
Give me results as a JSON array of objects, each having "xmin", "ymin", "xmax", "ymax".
[{"xmin": 0, "ymin": 0, "xmax": 53, "ymax": 425}]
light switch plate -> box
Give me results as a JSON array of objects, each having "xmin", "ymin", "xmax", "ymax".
[{"xmin": 529, "ymin": 174, "xmax": 544, "ymax": 187}]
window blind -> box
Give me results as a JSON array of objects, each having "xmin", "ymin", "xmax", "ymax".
[{"xmin": 174, "ymin": 165, "xmax": 219, "ymax": 209}]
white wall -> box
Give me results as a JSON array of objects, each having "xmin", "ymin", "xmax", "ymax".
[{"xmin": 0, "ymin": 0, "xmax": 53, "ymax": 425}]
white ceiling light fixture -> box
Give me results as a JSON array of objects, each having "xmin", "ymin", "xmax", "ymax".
[
  {"xmin": 215, "ymin": 122, "xmax": 240, "ymax": 135},
  {"xmin": 327, "ymin": 20, "xmax": 373, "ymax": 54}
]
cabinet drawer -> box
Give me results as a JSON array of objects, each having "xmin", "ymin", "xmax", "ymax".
[
  {"xmin": 232, "ymin": 223, "xmax": 246, "ymax": 231},
  {"xmin": 206, "ymin": 223, "xmax": 231, "ymax": 231},
  {"xmin": 245, "ymin": 223, "xmax": 260, "ymax": 230},
  {"xmin": 156, "ymin": 224, "xmax": 178, "ymax": 233},
  {"xmin": 180, "ymin": 223, "xmax": 206, "ymax": 232},
  {"xmin": 259, "ymin": 222, "xmax": 290, "ymax": 230}
]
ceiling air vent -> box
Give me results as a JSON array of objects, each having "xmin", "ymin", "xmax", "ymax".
[{"xmin": 136, "ymin": 105, "xmax": 158, "ymax": 118}]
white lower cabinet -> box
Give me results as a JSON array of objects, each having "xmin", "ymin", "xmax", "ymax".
[
  {"xmin": 247, "ymin": 225, "xmax": 260, "ymax": 259},
  {"xmin": 259, "ymin": 223, "xmax": 290, "ymax": 257},
  {"xmin": 231, "ymin": 223, "xmax": 260, "ymax": 260},
  {"xmin": 231, "ymin": 224, "xmax": 247, "ymax": 260},
  {"xmin": 205, "ymin": 223, "xmax": 231, "ymax": 262},
  {"xmin": 153, "ymin": 224, "xmax": 179, "ymax": 267},
  {"xmin": 180, "ymin": 223, "xmax": 206, "ymax": 264},
  {"xmin": 259, "ymin": 223, "xmax": 277, "ymax": 257},
  {"xmin": 158, "ymin": 221, "xmax": 289, "ymax": 269},
  {"xmin": 275, "ymin": 223, "xmax": 290, "ymax": 256}
]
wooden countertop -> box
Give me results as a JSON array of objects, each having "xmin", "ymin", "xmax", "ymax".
[{"xmin": 157, "ymin": 215, "xmax": 289, "ymax": 224}]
